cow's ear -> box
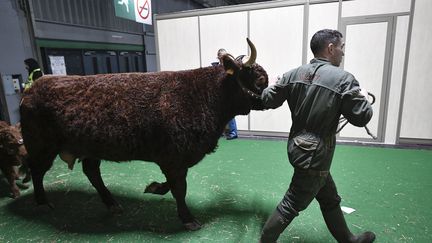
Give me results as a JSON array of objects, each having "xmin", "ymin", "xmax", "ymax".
[{"xmin": 221, "ymin": 55, "xmax": 239, "ymax": 76}]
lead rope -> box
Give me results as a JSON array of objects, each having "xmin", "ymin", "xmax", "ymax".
[
  {"xmin": 236, "ymin": 77, "xmax": 262, "ymax": 100},
  {"xmin": 336, "ymin": 92, "xmax": 377, "ymax": 139}
]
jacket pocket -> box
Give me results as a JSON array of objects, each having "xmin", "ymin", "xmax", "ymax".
[{"xmin": 288, "ymin": 132, "xmax": 320, "ymax": 169}]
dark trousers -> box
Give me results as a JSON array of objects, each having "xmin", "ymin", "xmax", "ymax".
[
  {"xmin": 277, "ymin": 169, "xmax": 341, "ymax": 220},
  {"xmin": 261, "ymin": 168, "xmax": 375, "ymax": 243}
]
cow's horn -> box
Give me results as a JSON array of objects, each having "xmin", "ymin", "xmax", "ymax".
[{"xmin": 244, "ymin": 38, "xmax": 257, "ymax": 67}]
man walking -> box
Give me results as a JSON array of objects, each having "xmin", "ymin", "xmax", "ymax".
[{"xmin": 260, "ymin": 29, "xmax": 375, "ymax": 243}]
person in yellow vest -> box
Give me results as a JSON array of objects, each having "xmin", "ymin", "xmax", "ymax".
[{"xmin": 24, "ymin": 58, "xmax": 43, "ymax": 90}]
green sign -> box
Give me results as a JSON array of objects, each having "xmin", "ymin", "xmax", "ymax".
[
  {"xmin": 114, "ymin": 0, "xmax": 136, "ymax": 21},
  {"xmin": 114, "ymin": 0, "xmax": 152, "ymax": 25}
]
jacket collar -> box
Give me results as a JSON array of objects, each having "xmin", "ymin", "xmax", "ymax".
[{"xmin": 310, "ymin": 58, "xmax": 331, "ymax": 65}]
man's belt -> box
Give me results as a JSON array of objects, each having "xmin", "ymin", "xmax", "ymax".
[{"xmin": 296, "ymin": 168, "xmax": 329, "ymax": 177}]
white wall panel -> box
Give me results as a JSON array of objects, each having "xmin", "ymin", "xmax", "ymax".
[
  {"xmin": 307, "ymin": 2, "xmax": 339, "ymax": 61},
  {"xmin": 400, "ymin": 0, "xmax": 432, "ymax": 139},
  {"xmin": 234, "ymin": 114, "xmax": 249, "ymax": 130},
  {"xmin": 249, "ymin": 5, "xmax": 304, "ymax": 132},
  {"xmin": 199, "ymin": 12, "xmax": 248, "ymax": 67},
  {"xmin": 385, "ymin": 16, "xmax": 409, "ymax": 144},
  {"xmin": 199, "ymin": 12, "xmax": 249, "ymax": 130},
  {"xmin": 340, "ymin": 22, "xmax": 387, "ymax": 139},
  {"xmin": 342, "ymin": 0, "xmax": 411, "ymax": 17},
  {"xmin": 157, "ymin": 17, "xmax": 200, "ymax": 71},
  {"xmin": 155, "ymin": 0, "xmax": 429, "ymax": 144}
]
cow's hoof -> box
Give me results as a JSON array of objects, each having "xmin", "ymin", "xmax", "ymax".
[
  {"xmin": 17, "ymin": 181, "xmax": 30, "ymax": 189},
  {"xmin": 183, "ymin": 219, "xmax": 202, "ymax": 231},
  {"xmin": 144, "ymin": 182, "xmax": 169, "ymax": 195},
  {"xmin": 22, "ymin": 175, "xmax": 32, "ymax": 184},
  {"xmin": 109, "ymin": 205, "xmax": 124, "ymax": 215},
  {"xmin": 11, "ymin": 191, "xmax": 20, "ymax": 199}
]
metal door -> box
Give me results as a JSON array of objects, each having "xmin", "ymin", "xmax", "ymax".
[
  {"xmin": 119, "ymin": 51, "xmax": 145, "ymax": 73},
  {"xmin": 84, "ymin": 51, "xmax": 120, "ymax": 75},
  {"xmin": 0, "ymin": 74, "xmax": 23, "ymax": 124},
  {"xmin": 339, "ymin": 16, "xmax": 395, "ymax": 142}
]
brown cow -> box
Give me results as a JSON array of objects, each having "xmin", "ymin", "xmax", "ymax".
[
  {"xmin": 20, "ymin": 38, "xmax": 268, "ymax": 230},
  {"xmin": 0, "ymin": 121, "xmax": 29, "ymax": 198}
]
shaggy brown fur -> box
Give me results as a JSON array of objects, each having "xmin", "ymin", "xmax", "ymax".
[
  {"xmin": 0, "ymin": 121, "xmax": 28, "ymax": 198},
  {"xmin": 20, "ymin": 52, "xmax": 268, "ymax": 230}
]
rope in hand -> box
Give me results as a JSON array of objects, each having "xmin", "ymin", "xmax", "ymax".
[{"xmin": 336, "ymin": 92, "xmax": 377, "ymax": 139}]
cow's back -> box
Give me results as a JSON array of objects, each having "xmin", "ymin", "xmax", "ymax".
[{"xmin": 20, "ymin": 69, "xmax": 225, "ymax": 163}]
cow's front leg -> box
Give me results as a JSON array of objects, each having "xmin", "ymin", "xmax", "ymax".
[
  {"xmin": 12, "ymin": 165, "xmax": 29, "ymax": 189},
  {"xmin": 161, "ymin": 166, "xmax": 201, "ymax": 231},
  {"xmin": 8, "ymin": 178, "xmax": 20, "ymax": 198},
  {"xmin": 82, "ymin": 158, "xmax": 122, "ymax": 215},
  {"xmin": 2, "ymin": 166, "xmax": 20, "ymax": 198}
]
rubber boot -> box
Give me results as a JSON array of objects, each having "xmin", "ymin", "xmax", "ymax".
[
  {"xmin": 322, "ymin": 207, "xmax": 376, "ymax": 243},
  {"xmin": 260, "ymin": 210, "xmax": 293, "ymax": 243}
]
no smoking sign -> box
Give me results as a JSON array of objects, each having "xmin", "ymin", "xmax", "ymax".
[
  {"xmin": 135, "ymin": 0, "xmax": 152, "ymax": 25},
  {"xmin": 114, "ymin": 0, "xmax": 152, "ymax": 25}
]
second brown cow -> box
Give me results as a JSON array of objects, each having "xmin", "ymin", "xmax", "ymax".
[{"xmin": 0, "ymin": 121, "xmax": 29, "ymax": 198}]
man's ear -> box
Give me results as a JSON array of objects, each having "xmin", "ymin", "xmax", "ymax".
[
  {"xmin": 221, "ymin": 55, "xmax": 239, "ymax": 75},
  {"xmin": 328, "ymin": 43, "xmax": 335, "ymax": 55}
]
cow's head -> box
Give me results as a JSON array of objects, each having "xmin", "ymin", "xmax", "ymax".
[
  {"xmin": 0, "ymin": 123, "xmax": 28, "ymax": 166},
  {"xmin": 220, "ymin": 38, "xmax": 268, "ymax": 111}
]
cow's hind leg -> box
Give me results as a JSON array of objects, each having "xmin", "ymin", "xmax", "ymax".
[
  {"xmin": 161, "ymin": 166, "xmax": 201, "ymax": 231},
  {"xmin": 28, "ymin": 152, "xmax": 56, "ymax": 207},
  {"xmin": 81, "ymin": 158, "xmax": 122, "ymax": 214}
]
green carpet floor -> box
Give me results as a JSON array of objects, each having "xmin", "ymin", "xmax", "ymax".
[{"xmin": 0, "ymin": 139, "xmax": 431, "ymax": 242}]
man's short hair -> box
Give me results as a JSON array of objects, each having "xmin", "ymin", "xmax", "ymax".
[{"xmin": 310, "ymin": 29, "xmax": 343, "ymax": 56}]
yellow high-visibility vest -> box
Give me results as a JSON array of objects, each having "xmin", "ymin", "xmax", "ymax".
[{"xmin": 24, "ymin": 68, "xmax": 41, "ymax": 90}]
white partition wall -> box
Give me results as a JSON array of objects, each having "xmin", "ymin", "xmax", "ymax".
[
  {"xmin": 155, "ymin": 0, "xmax": 432, "ymax": 146},
  {"xmin": 340, "ymin": 21, "xmax": 389, "ymax": 141},
  {"xmin": 307, "ymin": 2, "xmax": 339, "ymax": 61},
  {"xmin": 156, "ymin": 17, "xmax": 200, "ymax": 71},
  {"xmin": 400, "ymin": 0, "xmax": 432, "ymax": 142},
  {"xmin": 386, "ymin": 16, "xmax": 409, "ymax": 144},
  {"xmin": 199, "ymin": 12, "xmax": 250, "ymax": 129},
  {"xmin": 199, "ymin": 12, "xmax": 248, "ymax": 66},
  {"xmin": 249, "ymin": 5, "xmax": 304, "ymax": 133},
  {"xmin": 342, "ymin": 0, "xmax": 411, "ymax": 17}
]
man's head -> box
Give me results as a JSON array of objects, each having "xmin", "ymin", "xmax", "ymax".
[
  {"xmin": 310, "ymin": 29, "xmax": 344, "ymax": 66},
  {"xmin": 24, "ymin": 58, "xmax": 40, "ymax": 71},
  {"xmin": 217, "ymin": 48, "xmax": 227, "ymax": 62}
]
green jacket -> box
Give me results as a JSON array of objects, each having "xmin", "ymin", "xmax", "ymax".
[{"xmin": 261, "ymin": 58, "xmax": 372, "ymax": 170}]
